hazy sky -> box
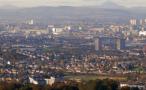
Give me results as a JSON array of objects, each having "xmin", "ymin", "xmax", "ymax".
[{"xmin": 0, "ymin": 0, "xmax": 146, "ymax": 7}]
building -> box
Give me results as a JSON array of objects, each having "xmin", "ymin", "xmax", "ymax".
[
  {"xmin": 27, "ymin": 19, "xmax": 34, "ymax": 25},
  {"xmin": 130, "ymin": 19, "xmax": 137, "ymax": 25},
  {"xmin": 139, "ymin": 31, "xmax": 146, "ymax": 36},
  {"xmin": 139, "ymin": 27, "xmax": 146, "ymax": 36},
  {"xmin": 140, "ymin": 19, "xmax": 146, "ymax": 25},
  {"xmin": 29, "ymin": 76, "xmax": 56, "ymax": 85},
  {"xmin": 120, "ymin": 84, "xmax": 145, "ymax": 90},
  {"xmin": 47, "ymin": 25, "xmax": 54, "ymax": 38},
  {"xmin": 94, "ymin": 37, "xmax": 125, "ymax": 51},
  {"xmin": 95, "ymin": 38, "xmax": 100, "ymax": 51},
  {"xmin": 143, "ymin": 45, "xmax": 146, "ymax": 55}
]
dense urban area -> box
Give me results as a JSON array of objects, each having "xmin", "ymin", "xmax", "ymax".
[{"xmin": 0, "ymin": 17, "xmax": 146, "ymax": 90}]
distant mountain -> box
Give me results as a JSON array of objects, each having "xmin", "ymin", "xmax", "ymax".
[
  {"xmin": 0, "ymin": 5, "xmax": 18, "ymax": 10},
  {"xmin": 0, "ymin": 4, "xmax": 145, "ymax": 24},
  {"xmin": 99, "ymin": 1, "xmax": 125, "ymax": 9}
]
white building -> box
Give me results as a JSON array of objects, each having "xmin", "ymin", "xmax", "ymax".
[
  {"xmin": 28, "ymin": 19, "xmax": 34, "ymax": 25},
  {"xmin": 29, "ymin": 77, "xmax": 38, "ymax": 85},
  {"xmin": 29, "ymin": 76, "xmax": 56, "ymax": 85},
  {"xmin": 139, "ymin": 28, "xmax": 146, "ymax": 36},
  {"xmin": 120, "ymin": 84, "xmax": 145, "ymax": 90},
  {"xmin": 130, "ymin": 19, "xmax": 137, "ymax": 25},
  {"xmin": 45, "ymin": 77, "xmax": 56, "ymax": 86},
  {"xmin": 52, "ymin": 28, "xmax": 64, "ymax": 35},
  {"xmin": 139, "ymin": 31, "xmax": 146, "ymax": 36}
]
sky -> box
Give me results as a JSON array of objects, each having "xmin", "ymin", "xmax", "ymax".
[{"xmin": 0, "ymin": 0, "xmax": 146, "ymax": 8}]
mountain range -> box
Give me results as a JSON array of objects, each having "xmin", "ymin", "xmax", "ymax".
[{"xmin": 0, "ymin": 1, "xmax": 146, "ymax": 24}]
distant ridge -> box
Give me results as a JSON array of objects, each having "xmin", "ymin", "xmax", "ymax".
[
  {"xmin": 0, "ymin": 5, "xmax": 18, "ymax": 10},
  {"xmin": 99, "ymin": 1, "xmax": 125, "ymax": 9},
  {"xmin": 0, "ymin": 4, "xmax": 145, "ymax": 24}
]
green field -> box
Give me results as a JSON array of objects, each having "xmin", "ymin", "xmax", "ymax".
[{"xmin": 64, "ymin": 74, "xmax": 127, "ymax": 81}]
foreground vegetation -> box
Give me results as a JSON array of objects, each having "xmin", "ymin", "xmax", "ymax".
[{"xmin": 0, "ymin": 79, "xmax": 140, "ymax": 90}]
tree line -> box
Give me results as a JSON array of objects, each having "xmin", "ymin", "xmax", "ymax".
[{"xmin": 0, "ymin": 79, "xmax": 141, "ymax": 90}]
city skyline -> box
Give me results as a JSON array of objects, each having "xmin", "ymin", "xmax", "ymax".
[{"xmin": 0, "ymin": 0, "xmax": 146, "ymax": 8}]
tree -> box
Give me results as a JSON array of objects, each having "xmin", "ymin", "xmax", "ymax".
[
  {"xmin": 19, "ymin": 84, "xmax": 32, "ymax": 90},
  {"xmin": 131, "ymin": 87, "xmax": 139, "ymax": 90},
  {"xmin": 120, "ymin": 86, "xmax": 130, "ymax": 90},
  {"xmin": 63, "ymin": 85, "xmax": 79, "ymax": 90},
  {"xmin": 96, "ymin": 79, "xmax": 111, "ymax": 90}
]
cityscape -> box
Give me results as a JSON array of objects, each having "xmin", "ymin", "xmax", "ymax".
[{"xmin": 0, "ymin": 0, "xmax": 146, "ymax": 90}]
